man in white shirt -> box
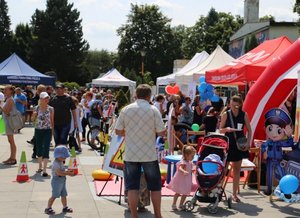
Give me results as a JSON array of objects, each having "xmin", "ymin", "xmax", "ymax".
[{"xmin": 115, "ymin": 84, "xmax": 166, "ymax": 218}]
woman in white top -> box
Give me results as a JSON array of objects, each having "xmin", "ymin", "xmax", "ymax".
[
  {"xmin": 80, "ymin": 92, "xmax": 93, "ymax": 142},
  {"xmin": 0, "ymin": 85, "xmax": 17, "ymax": 165}
]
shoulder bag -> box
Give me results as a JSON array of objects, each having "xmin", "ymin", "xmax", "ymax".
[
  {"xmin": 7, "ymin": 102, "xmax": 24, "ymax": 130},
  {"xmin": 228, "ymin": 110, "xmax": 248, "ymax": 151}
]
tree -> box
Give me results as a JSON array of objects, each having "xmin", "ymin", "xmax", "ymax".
[
  {"xmin": 294, "ymin": 0, "xmax": 300, "ymax": 31},
  {"xmin": 244, "ymin": 34, "xmax": 258, "ymax": 53},
  {"xmin": 259, "ymin": 15, "xmax": 275, "ymax": 22},
  {"xmin": 182, "ymin": 8, "xmax": 242, "ymax": 57},
  {"xmin": 0, "ymin": 0, "xmax": 12, "ymax": 61},
  {"xmin": 83, "ymin": 50, "xmax": 117, "ymax": 81},
  {"xmin": 30, "ymin": 0, "xmax": 89, "ymax": 84},
  {"xmin": 11, "ymin": 23, "xmax": 33, "ymax": 62},
  {"xmin": 117, "ymin": 4, "xmax": 182, "ymax": 80}
]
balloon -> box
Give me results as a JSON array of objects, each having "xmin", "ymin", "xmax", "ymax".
[
  {"xmin": 198, "ymin": 82, "xmax": 207, "ymax": 93},
  {"xmin": 201, "ymin": 92, "xmax": 208, "ymax": 100},
  {"xmin": 206, "ymin": 84, "xmax": 214, "ymax": 92},
  {"xmin": 211, "ymin": 94, "xmax": 220, "ymax": 102},
  {"xmin": 191, "ymin": 123, "xmax": 200, "ymax": 131},
  {"xmin": 279, "ymin": 174, "xmax": 299, "ymax": 194},
  {"xmin": 206, "ymin": 91, "xmax": 214, "ymax": 99},
  {"xmin": 202, "ymin": 162, "xmax": 218, "ymax": 174},
  {"xmin": 165, "ymin": 85, "xmax": 180, "ymax": 95},
  {"xmin": 0, "ymin": 115, "xmax": 5, "ymax": 134},
  {"xmin": 199, "ymin": 76, "xmax": 206, "ymax": 83}
]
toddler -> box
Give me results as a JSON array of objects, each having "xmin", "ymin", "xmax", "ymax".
[
  {"xmin": 44, "ymin": 145, "xmax": 75, "ymax": 215},
  {"xmin": 167, "ymin": 145, "xmax": 196, "ymax": 211}
]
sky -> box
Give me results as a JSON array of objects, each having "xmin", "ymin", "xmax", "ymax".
[{"xmin": 7, "ymin": 0, "xmax": 299, "ymax": 51}]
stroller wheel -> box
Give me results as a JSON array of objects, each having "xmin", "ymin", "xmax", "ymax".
[
  {"xmin": 208, "ymin": 204, "xmax": 218, "ymax": 214},
  {"xmin": 184, "ymin": 200, "xmax": 194, "ymax": 212},
  {"xmin": 227, "ymin": 196, "xmax": 232, "ymax": 209}
]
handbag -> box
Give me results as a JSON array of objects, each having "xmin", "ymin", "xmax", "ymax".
[
  {"xmin": 6, "ymin": 103, "xmax": 23, "ymax": 130},
  {"xmin": 68, "ymin": 128, "xmax": 79, "ymax": 151},
  {"xmin": 228, "ymin": 110, "xmax": 248, "ymax": 151}
]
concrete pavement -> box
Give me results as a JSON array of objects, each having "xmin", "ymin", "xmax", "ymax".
[{"xmin": 0, "ymin": 126, "xmax": 299, "ymax": 218}]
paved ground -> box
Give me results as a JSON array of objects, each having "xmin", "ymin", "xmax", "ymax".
[{"xmin": 0, "ymin": 126, "xmax": 299, "ymax": 218}]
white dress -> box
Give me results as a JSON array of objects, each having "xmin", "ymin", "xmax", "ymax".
[{"xmin": 69, "ymin": 107, "xmax": 83, "ymax": 133}]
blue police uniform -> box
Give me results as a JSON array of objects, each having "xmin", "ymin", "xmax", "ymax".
[{"xmin": 261, "ymin": 108, "xmax": 294, "ymax": 195}]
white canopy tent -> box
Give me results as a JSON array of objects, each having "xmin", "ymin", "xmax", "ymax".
[
  {"xmin": 156, "ymin": 51, "xmax": 209, "ymax": 86},
  {"xmin": 92, "ymin": 68, "xmax": 136, "ymax": 100},
  {"xmin": 175, "ymin": 45, "xmax": 234, "ymax": 84}
]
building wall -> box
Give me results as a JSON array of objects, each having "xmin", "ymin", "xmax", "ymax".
[{"xmin": 269, "ymin": 26, "xmax": 300, "ymax": 42}]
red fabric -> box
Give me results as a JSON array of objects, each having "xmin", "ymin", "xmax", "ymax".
[
  {"xmin": 206, "ymin": 36, "xmax": 292, "ymax": 84},
  {"xmin": 243, "ymin": 38, "xmax": 300, "ymax": 142}
]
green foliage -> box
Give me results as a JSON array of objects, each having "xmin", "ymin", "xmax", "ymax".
[
  {"xmin": 63, "ymin": 81, "xmax": 80, "ymax": 90},
  {"xmin": 0, "ymin": 0, "xmax": 12, "ymax": 61},
  {"xmin": 244, "ymin": 34, "xmax": 258, "ymax": 53},
  {"xmin": 182, "ymin": 8, "xmax": 243, "ymax": 57},
  {"xmin": 30, "ymin": 0, "xmax": 89, "ymax": 84},
  {"xmin": 12, "ymin": 23, "xmax": 33, "ymax": 62},
  {"xmin": 117, "ymin": 4, "xmax": 182, "ymax": 81},
  {"xmin": 294, "ymin": 0, "xmax": 300, "ymax": 31},
  {"xmin": 83, "ymin": 50, "xmax": 117, "ymax": 81},
  {"xmin": 259, "ymin": 15, "xmax": 275, "ymax": 22},
  {"xmin": 115, "ymin": 89, "xmax": 129, "ymax": 108}
]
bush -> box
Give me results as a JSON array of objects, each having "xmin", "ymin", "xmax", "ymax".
[
  {"xmin": 63, "ymin": 82, "xmax": 80, "ymax": 91},
  {"xmin": 115, "ymin": 89, "xmax": 129, "ymax": 108}
]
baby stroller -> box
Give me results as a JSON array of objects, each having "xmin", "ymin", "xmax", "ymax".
[{"xmin": 184, "ymin": 134, "xmax": 232, "ymax": 214}]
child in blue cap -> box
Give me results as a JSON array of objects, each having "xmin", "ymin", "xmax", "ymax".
[{"xmin": 45, "ymin": 145, "xmax": 75, "ymax": 215}]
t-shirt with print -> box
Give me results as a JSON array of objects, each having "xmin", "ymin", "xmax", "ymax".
[
  {"xmin": 35, "ymin": 106, "xmax": 53, "ymax": 129},
  {"xmin": 115, "ymin": 99, "xmax": 165, "ymax": 162},
  {"xmin": 52, "ymin": 159, "xmax": 66, "ymax": 178}
]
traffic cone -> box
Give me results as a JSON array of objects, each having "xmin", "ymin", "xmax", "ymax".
[
  {"xmin": 68, "ymin": 147, "xmax": 78, "ymax": 175},
  {"xmin": 16, "ymin": 151, "xmax": 30, "ymax": 182}
]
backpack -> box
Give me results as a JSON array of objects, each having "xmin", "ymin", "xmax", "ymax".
[{"xmin": 90, "ymin": 101, "xmax": 102, "ymax": 119}]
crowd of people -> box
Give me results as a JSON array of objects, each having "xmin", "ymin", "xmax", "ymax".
[{"xmin": 0, "ymin": 82, "xmax": 296, "ymax": 216}]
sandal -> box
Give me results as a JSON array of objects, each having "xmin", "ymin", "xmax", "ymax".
[
  {"xmin": 62, "ymin": 206, "xmax": 73, "ymax": 213},
  {"xmin": 3, "ymin": 159, "xmax": 17, "ymax": 165},
  {"xmin": 36, "ymin": 169, "xmax": 43, "ymax": 173},
  {"xmin": 44, "ymin": 207, "xmax": 55, "ymax": 215},
  {"xmin": 232, "ymin": 196, "xmax": 241, "ymax": 203}
]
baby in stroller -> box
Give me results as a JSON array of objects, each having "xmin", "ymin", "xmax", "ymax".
[{"xmin": 184, "ymin": 134, "xmax": 232, "ymax": 214}]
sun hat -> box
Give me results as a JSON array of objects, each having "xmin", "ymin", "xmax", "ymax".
[
  {"xmin": 39, "ymin": 92, "xmax": 50, "ymax": 99},
  {"xmin": 54, "ymin": 145, "xmax": 70, "ymax": 159}
]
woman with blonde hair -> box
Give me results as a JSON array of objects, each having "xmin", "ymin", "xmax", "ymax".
[
  {"xmin": 32, "ymin": 92, "xmax": 54, "ymax": 176},
  {"xmin": 0, "ymin": 85, "xmax": 18, "ymax": 165}
]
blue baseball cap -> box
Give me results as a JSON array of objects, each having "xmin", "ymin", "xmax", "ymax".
[
  {"xmin": 264, "ymin": 108, "xmax": 291, "ymax": 126},
  {"xmin": 54, "ymin": 145, "xmax": 70, "ymax": 159}
]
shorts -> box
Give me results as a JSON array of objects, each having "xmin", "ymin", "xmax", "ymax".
[
  {"xmin": 51, "ymin": 176, "xmax": 68, "ymax": 198},
  {"xmin": 124, "ymin": 160, "xmax": 161, "ymax": 191}
]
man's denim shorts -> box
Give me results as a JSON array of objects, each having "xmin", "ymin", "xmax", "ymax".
[
  {"xmin": 124, "ymin": 160, "xmax": 161, "ymax": 191},
  {"xmin": 51, "ymin": 176, "xmax": 68, "ymax": 198}
]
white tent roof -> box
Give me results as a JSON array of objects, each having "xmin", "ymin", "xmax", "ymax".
[
  {"xmin": 156, "ymin": 51, "xmax": 209, "ymax": 86},
  {"xmin": 92, "ymin": 68, "xmax": 136, "ymax": 88},
  {"xmin": 175, "ymin": 45, "xmax": 234, "ymax": 84}
]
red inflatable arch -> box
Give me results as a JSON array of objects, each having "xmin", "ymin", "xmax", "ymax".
[{"xmin": 243, "ymin": 38, "xmax": 300, "ymax": 142}]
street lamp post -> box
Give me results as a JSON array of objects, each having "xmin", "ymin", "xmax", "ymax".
[{"xmin": 140, "ymin": 49, "xmax": 146, "ymax": 83}]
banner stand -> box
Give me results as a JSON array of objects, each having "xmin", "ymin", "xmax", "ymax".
[{"xmin": 97, "ymin": 174, "xmax": 123, "ymax": 205}]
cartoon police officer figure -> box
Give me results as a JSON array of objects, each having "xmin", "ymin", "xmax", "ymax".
[{"xmin": 261, "ymin": 108, "xmax": 295, "ymax": 195}]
